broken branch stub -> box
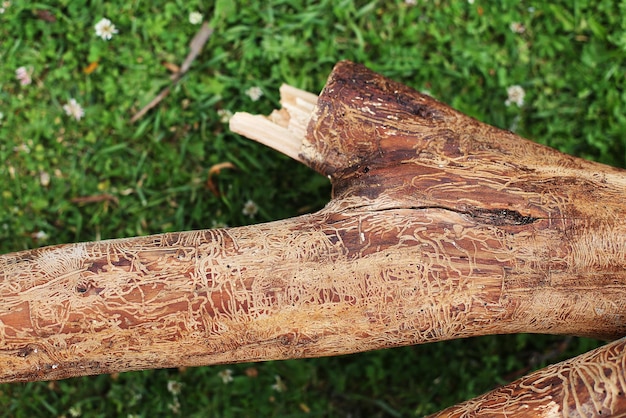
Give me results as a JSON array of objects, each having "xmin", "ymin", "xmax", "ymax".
[
  {"xmin": 236, "ymin": 60, "xmax": 626, "ymax": 340},
  {"xmin": 0, "ymin": 61, "xmax": 625, "ymax": 394}
]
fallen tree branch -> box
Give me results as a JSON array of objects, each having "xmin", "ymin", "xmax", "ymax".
[{"xmin": 2, "ymin": 61, "xmax": 625, "ymax": 415}]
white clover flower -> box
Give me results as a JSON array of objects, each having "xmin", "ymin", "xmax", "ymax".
[
  {"xmin": 95, "ymin": 18, "xmax": 118, "ymax": 40},
  {"xmin": 509, "ymin": 22, "xmax": 526, "ymax": 34},
  {"xmin": 271, "ymin": 375, "xmax": 287, "ymax": 392},
  {"xmin": 40, "ymin": 171, "xmax": 50, "ymax": 187},
  {"xmin": 167, "ymin": 398, "xmax": 181, "ymax": 414},
  {"xmin": 217, "ymin": 109, "xmax": 233, "ymax": 124},
  {"xmin": 218, "ymin": 368, "xmax": 233, "ymax": 384},
  {"xmin": 505, "ymin": 85, "xmax": 525, "ymax": 107},
  {"xmin": 13, "ymin": 143, "xmax": 30, "ymax": 153},
  {"xmin": 68, "ymin": 405, "xmax": 82, "ymax": 417},
  {"xmin": 189, "ymin": 11, "xmax": 203, "ymax": 25},
  {"xmin": 167, "ymin": 380, "xmax": 183, "ymax": 395},
  {"xmin": 245, "ymin": 86, "xmax": 263, "ymax": 102},
  {"xmin": 63, "ymin": 98, "xmax": 85, "ymax": 121},
  {"xmin": 15, "ymin": 66, "xmax": 32, "ymax": 86},
  {"xmin": 242, "ymin": 199, "xmax": 258, "ymax": 218},
  {"xmin": 32, "ymin": 230, "xmax": 48, "ymax": 241}
]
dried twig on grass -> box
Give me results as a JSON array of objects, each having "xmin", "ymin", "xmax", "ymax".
[
  {"xmin": 130, "ymin": 23, "xmax": 213, "ymax": 123},
  {"xmin": 70, "ymin": 194, "xmax": 119, "ymax": 205}
]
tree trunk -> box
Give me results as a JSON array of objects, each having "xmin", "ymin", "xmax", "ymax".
[{"xmin": 1, "ymin": 61, "xmax": 625, "ymax": 414}]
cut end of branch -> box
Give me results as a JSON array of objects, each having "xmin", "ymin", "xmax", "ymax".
[{"xmin": 229, "ymin": 84, "xmax": 318, "ymax": 165}]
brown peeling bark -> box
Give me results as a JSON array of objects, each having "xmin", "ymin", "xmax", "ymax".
[{"xmin": 1, "ymin": 61, "xmax": 626, "ymax": 414}]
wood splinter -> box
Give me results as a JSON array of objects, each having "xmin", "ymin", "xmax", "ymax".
[
  {"xmin": 231, "ymin": 83, "xmax": 318, "ymax": 162},
  {"xmin": 1, "ymin": 61, "xmax": 625, "ymax": 416}
]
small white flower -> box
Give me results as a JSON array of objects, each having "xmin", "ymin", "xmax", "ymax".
[
  {"xmin": 242, "ymin": 199, "xmax": 258, "ymax": 218},
  {"xmin": 95, "ymin": 18, "xmax": 118, "ymax": 40},
  {"xmin": 68, "ymin": 405, "xmax": 82, "ymax": 417},
  {"xmin": 0, "ymin": 1, "xmax": 8, "ymax": 13},
  {"xmin": 13, "ymin": 143, "xmax": 30, "ymax": 153},
  {"xmin": 245, "ymin": 86, "xmax": 263, "ymax": 102},
  {"xmin": 40, "ymin": 171, "xmax": 50, "ymax": 187},
  {"xmin": 404, "ymin": 0, "xmax": 417, "ymax": 5},
  {"xmin": 189, "ymin": 11, "xmax": 203, "ymax": 25},
  {"xmin": 0, "ymin": 111, "xmax": 4, "ymax": 124},
  {"xmin": 16, "ymin": 66, "xmax": 32, "ymax": 86},
  {"xmin": 467, "ymin": 0, "xmax": 474, "ymax": 4},
  {"xmin": 509, "ymin": 22, "xmax": 526, "ymax": 34},
  {"xmin": 32, "ymin": 230, "xmax": 48, "ymax": 241},
  {"xmin": 505, "ymin": 85, "xmax": 525, "ymax": 107},
  {"xmin": 167, "ymin": 380, "xmax": 183, "ymax": 395},
  {"xmin": 167, "ymin": 397, "xmax": 181, "ymax": 414},
  {"xmin": 217, "ymin": 109, "xmax": 233, "ymax": 124},
  {"xmin": 63, "ymin": 98, "xmax": 85, "ymax": 121},
  {"xmin": 271, "ymin": 375, "xmax": 287, "ymax": 392},
  {"xmin": 218, "ymin": 369, "xmax": 233, "ymax": 384}
]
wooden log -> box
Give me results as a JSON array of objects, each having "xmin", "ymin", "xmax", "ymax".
[
  {"xmin": 429, "ymin": 337, "xmax": 626, "ymax": 417},
  {"xmin": 0, "ymin": 61, "xmax": 625, "ymax": 391}
]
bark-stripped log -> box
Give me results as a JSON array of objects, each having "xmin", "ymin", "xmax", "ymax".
[
  {"xmin": 1, "ymin": 62, "xmax": 625, "ymax": 415},
  {"xmin": 430, "ymin": 337, "xmax": 626, "ymax": 417}
]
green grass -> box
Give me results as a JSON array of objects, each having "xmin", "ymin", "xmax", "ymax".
[{"xmin": 1, "ymin": 0, "xmax": 624, "ymax": 416}]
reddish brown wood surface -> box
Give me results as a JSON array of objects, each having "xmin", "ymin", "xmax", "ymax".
[{"xmin": 1, "ymin": 60, "xmax": 625, "ymax": 415}]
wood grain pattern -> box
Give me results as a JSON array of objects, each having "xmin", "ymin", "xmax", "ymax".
[{"xmin": 1, "ymin": 62, "xmax": 625, "ymax": 416}]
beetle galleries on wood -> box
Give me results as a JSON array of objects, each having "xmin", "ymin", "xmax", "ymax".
[
  {"xmin": 429, "ymin": 337, "xmax": 626, "ymax": 418},
  {"xmin": 1, "ymin": 61, "xmax": 625, "ymax": 416}
]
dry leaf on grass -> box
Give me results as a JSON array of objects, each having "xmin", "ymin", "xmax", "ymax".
[{"xmin": 207, "ymin": 162, "xmax": 236, "ymax": 196}]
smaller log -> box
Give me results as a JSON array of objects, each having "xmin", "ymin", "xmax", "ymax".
[{"xmin": 430, "ymin": 337, "xmax": 626, "ymax": 417}]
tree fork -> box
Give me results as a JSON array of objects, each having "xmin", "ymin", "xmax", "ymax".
[{"xmin": 1, "ymin": 61, "xmax": 625, "ymax": 414}]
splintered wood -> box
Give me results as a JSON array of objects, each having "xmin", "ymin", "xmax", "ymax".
[{"xmin": 230, "ymin": 84, "xmax": 318, "ymax": 163}]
